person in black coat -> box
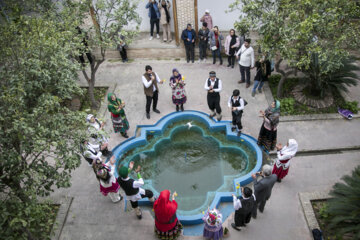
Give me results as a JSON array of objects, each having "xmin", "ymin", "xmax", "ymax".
[
  {"xmin": 231, "ymin": 187, "xmax": 256, "ymax": 231},
  {"xmin": 181, "ymin": 24, "xmax": 196, "ymax": 63},
  {"xmin": 251, "ymin": 164, "xmax": 277, "ymax": 218},
  {"xmin": 252, "ymin": 55, "xmax": 271, "ymax": 97}
]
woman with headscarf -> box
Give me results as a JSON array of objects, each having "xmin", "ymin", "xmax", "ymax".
[
  {"xmin": 107, "ymin": 93, "xmax": 129, "ymax": 138},
  {"xmin": 202, "ymin": 208, "xmax": 223, "ymax": 240},
  {"xmin": 159, "ymin": 0, "xmax": 172, "ymax": 42},
  {"xmin": 154, "ymin": 190, "xmax": 182, "ymax": 239},
  {"xmin": 169, "ymin": 68, "xmax": 187, "ymax": 112},
  {"xmin": 252, "ymin": 54, "xmax": 271, "ymax": 97},
  {"xmin": 86, "ymin": 114, "xmax": 112, "ymax": 157},
  {"xmin": 257, "ymin": 100, "xmax": 281, "ymax": 153},
  {"xmin": 225, "ymin": 29, "xmax": 240, "ymax": 68},
  {"xmin": 272, "ymin": 139, "xmax": 298, "ymax": 182}
]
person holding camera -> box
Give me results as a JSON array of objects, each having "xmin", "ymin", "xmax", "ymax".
[
  {"xmin": 251, "ymin": 164, "xmax": 277, "ymax": 219},
  {"xmin": 228, "ymin": 89, "xmax": 245, "ymax": 136},
  {"xmin": 231, "ymin": 187, "xmax": 256, "ymax": 231},
  {"xmin": 146, "ymin": 0, "xmax": 161, "ymax": 40}
]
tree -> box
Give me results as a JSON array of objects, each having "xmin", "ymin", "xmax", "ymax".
[
  {"xmin": 80, "ymin": 0, "xmax": 141, "ymax": 109},
  {"xmin": 0, "ymin": 1, "xmax": 87, "ymax": 239},
  {"xmin": 229, "ymin": 0, "xmax": 360, "ymax": 98},
  {"xmin": 327, "ymin": 165, "xmax": 360, "ymax": 239}
]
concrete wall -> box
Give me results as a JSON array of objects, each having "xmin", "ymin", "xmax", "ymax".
[{"xmin": 197, "ymin": 0, "xmax": 241, "ymax": 31}]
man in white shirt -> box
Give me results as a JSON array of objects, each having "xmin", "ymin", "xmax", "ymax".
[
  {"xmin": 236, "ymin": 39, "xmax": 255, "ymax": 88},
  {"xmin": 142, "ymin": 65, "xmax": 163, "ymax": 119},
  {"xmin": 227, "ymin": 89, "xmax": 245, "ymax": 136},
  {"xmin": 204, "ymin": 71, "xmax": 222, "ymax": 121}
]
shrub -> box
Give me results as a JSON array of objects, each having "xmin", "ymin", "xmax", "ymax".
[
  {"xmin": 280, "ymin": 98, "xmax": 295, "ymax": 115},
  {"xmin": 339, "ymin": 101, "xmax": 359, "ymax": 114}
]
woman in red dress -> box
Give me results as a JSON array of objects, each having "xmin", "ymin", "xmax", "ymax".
[
  {"xmin": 154, "ymin": 190, "xmax": 182, "ymax": 239},
  {"xmin": 272, "ymin": 139, "xmax": 298, "ymax": 182}
]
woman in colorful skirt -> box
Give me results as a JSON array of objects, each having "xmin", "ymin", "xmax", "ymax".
[
  {"xmin": 154, "ymin": 189, "xmax": 183, "ymax": 239},
  {"xmin": 257, "ymin": 100, "xmax": 280, "ymax": 153},
  {"xmin": 95, "ymin": 156, "xmax": 123, "ymax": 203},
  {"xmin": 107, "ymin": 93, "xmax": 130, "ymax": 138},
  {"xmin": 202, "ymin": 208, "xmax": 223, "ymax": 240},
  {"xmin": 169, "ymin": 68, "xmax": 187, "ymax": 112},
  {"xmin": 272, "ymin": 139, "xmax": 298, "ymax": 182}
]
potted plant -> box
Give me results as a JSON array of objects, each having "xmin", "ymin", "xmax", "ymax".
[{"xmin": 223, "ymin": 227, "xmax": 230, "ymax": 238}]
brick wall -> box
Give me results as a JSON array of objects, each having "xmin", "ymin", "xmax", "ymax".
[{"xmin": 175, "ymin": 0, "xmax": 195, "ymax": 41}]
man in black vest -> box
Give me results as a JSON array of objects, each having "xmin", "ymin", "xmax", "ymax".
[
  {"xmin": 227, "ymin": 89, "xmax": 245, "ymax": 136},
  {"xmin": 204, "ymin": 71, "xmax": 222, "ymax": 121},
  {"xmin": 251, "ymin": 164, "xmax": 277, "ymax": 218},
  {"xmin": 118, "ymin": 162, "xmax": 155, "ymax": 219},
  {"xmin": 231, "ymin": 187, "xmax": 256, "ymax": 231},
  {"xmin": 142, "ymin": 65, "xmax": 164, "ymax": 119}
]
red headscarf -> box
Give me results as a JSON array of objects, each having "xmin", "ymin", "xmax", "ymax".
[{"xmin": 153, "ymin": 190, "xmax": 178, "ymax": 232}]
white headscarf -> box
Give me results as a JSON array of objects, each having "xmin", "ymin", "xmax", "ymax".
[
  {"xmin": 86, "ymin": 114, "xmax": 93, "ymax": 122},
  {"xmin": 278, "ymin": 139, "xmax": 298, "ymax": 161},
  {"xmin": 86, "ymin": 114, "xmax": 101, "ymax": 131}
]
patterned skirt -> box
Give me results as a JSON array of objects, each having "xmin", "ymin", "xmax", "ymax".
[
  {"xmin": 257, "ymin": 123, "xmax": 277, "ymax": 151},
  {"xmin": 272, "ymin": 163, "xmax": 290, "ymax": 180},
  {"xmin": 172, "ymin": 96, "xmax": 187, "ymax": 105},
  {"xmin": 203, "ymin": 224, "xmax": 223, "ymax": 240},
  {"xmin": 99, "ymin": 181, "xmax": 120, "ymax": 196},
  {"xmin": 111, "ymin": 114, "xmax": 129, "ymax": 134},
  {"xmin": 155, "ymin": 220, "xmax": 183, "ymax": 240}
]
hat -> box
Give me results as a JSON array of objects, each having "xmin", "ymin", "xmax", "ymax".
[
  {"xmin": 119, "ymin": 166, "xmax": 129, "ymax": 178},
  {"xmin": 205, "ymin": 9, "xmax": 210, "ymax": 13},
  {"xmin": 209, "ymin": 71, "xmax": 216, "ymax": 77}
]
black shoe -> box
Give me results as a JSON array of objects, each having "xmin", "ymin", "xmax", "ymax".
[
  {"xmin": 121, "ymin": 132, "xmax": 129, "ymax": 138},
  {"xmin": 180, "ymin": 105, "xmax": 184, "ymax": 111},
  {"xmin": 220, "ymin": 61, "xmax": 223, "ymax": 65},
  {"xmin": 277, "ymin": 178, "xmax": 282, "ymax": 183},
  {"xmin": 227, "ymin": 64, "xmax": 231, "ymax": 67},
  {"xmin": 146, "ymin": 113, "xmax": 150, "ymax": 119},
  {"xmin": 231, "ymin": 223, "xmax": 241, "ymax": 231},
  {"xmin": 192, "ymin": 60, "xmax": 194, "ymax": 63},
  {"xmin": 187, "ymin": 60, "xmax": 189, "ymax": 63},
  {"xmin": 176, "ymin": 105, "xmax": 179, "ymax": 112},
  {"xmin": 252, "ymin": 214, "xmax": 257, "ymax": 219},
  {"xmin": 237, "ymin": 131, "xmax": 241, "ymax": 137},
  {"xmin": 153, "ymin": 109, "xmax": 160, "ymax": 114},
  {"xmin": 213, "ymin": 60, "xmax": 216, "ymax": 64},
  {"xmin": 231, "ymin": 65, "xmax": 234, "ymax": 68},
  {"xmin": 231, "ymin": 127, "xmax": 236, "ymax": 132}
]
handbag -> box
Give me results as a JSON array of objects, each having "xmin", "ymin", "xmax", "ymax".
[{"xmin": 211, "ymin": 46, "xmax": 217, "ymax": 51}]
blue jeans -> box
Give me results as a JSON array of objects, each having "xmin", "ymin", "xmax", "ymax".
[
  {"xmin": 212, "ymin": 48, "xmax": 222, "ymax": 63},
  {"xmin": 252, "ymin": 80, "xmax": 264, "ymax": 92}
]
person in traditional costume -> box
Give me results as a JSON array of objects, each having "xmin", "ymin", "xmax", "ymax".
[
  {"xmin": 272, "ymin": 139, "xmax": 298, "ymax": 182},
  {"xmin": 257, "ymin": 100, "xmax": 280, "ymax": 153},
  {"xmin": 231, "ymin": 187, "xmax": 256, "ymax": 231},
  {"xmin": 202, "ymin": 208, "xmax": 223, "ymax": 240},
  {"xmin": 169, "ymin": 68, "xmax": 187, "ymax": 112},
  {"xmin": 142, "ymin": 65, "xmax": 164, "ymax": 119},
  {"xmin": 117, "ymin": 161, "xmax": 155, "ymax": 219},
  {"xmin": 204, "ymin": 71, "xmax": 222, "ymax": 121},
  {"xmin": 154, "ymin": 190, "xmax": 183, "ymax": 239},
  {"xmin": 80, "ymin": 139, "xmax": 102, "ymax": 166},
  {"xmin": 86, "ymin": 114, "xmax": 112, "ymax": 157},
  {"xmin": 228, "ymin": 89, "xmax": 245, "ymax": 136},
  {"xmin": 107, "ymin": 93, "xmax": 130, "ymax": 138},
  {"xmin": 95, "ymin": 156, "xmax": 123, "ymax": 203}
]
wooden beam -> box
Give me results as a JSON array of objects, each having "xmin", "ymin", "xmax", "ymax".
[
  {"xmin": 172, "ymin": 0, "xmax": 179, "ymax": 46},
  {"xmin": 194, "ymin": 0, "xmax": 198, "ymax": 34}
]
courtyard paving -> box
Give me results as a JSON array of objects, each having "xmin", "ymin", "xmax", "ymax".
[{"xmin": 52, "ymin": 59, "xmax": 360, "ymax": 240}]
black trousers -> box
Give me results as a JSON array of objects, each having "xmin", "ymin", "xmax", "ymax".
[
  {"xmin": 232, "ymin": 110, "xmax": 243, "ymax": 130},
  {"xmin": 199, "ymin": 41, "xmax": 207, "ymax": 60},
  {"xmin": 228, "ymin": 55, "xmax": 235, "ymax": 66},
  {"xmin": 185, "ymin": 44, "xmax": 195, "ymax": 62},
  {"xmin": 252, "ymin": 199, "xmax": 267, "ymax": 218},
  {"xmin": 146, "ymin": 90, "xmax": 158, "ymax": 113},
  {"xmin": 150, "ymin": 18, "xmax": 159, "ymax": 36},
  {"xmin": 240, "ymin": 65, "xmax": 251, "ymax": 84},
  {"xmin": 130, "ymin": 189, "xmax": 154, "ymax": 208},
  {"xmin": 119, "ymin": 48, "xmax": 127, "ymax": 61},
  {"xmin": 207, "ymin": 94, "xmax": 221, "ymax": 114},
  {"xmin": 84, "ymin": 158, "xmax": 93, "ymax": 165}
]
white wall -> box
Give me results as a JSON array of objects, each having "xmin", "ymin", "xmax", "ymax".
[{"xmin": 197, "ymin": 0, "xmax": 241, "ymax": 31}]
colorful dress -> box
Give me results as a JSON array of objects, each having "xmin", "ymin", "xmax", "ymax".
[
  {"xmin": 154, "ymin": 190, "xmax": 183, "ymax": 239},
  {"xmin": 107, "ymin": 93, "xmax": 129, "ymax": 134},
  {"xmin": 257, "ymin": 100, "xmax": 280, "ymax": 152},
  {"xmin": 96, "ymin": 165, "xmax": 122, "ymax": 202},
  {"xmin": 169, "ymin": 70, "xmax": 187, "ymax": 105},
  {"xmin": 202, "ymin": 208, "xmax": 223, "ymax": 240},
  {"xmin": 272, "ymin": 139, "xmax": 298, "ymax": 180}
]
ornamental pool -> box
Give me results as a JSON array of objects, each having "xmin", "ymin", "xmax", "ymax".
[{"xmin": 112, "ymin": 111, "xmax": 262, "ymax": 224}]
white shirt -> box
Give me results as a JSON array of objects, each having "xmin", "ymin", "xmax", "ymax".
[
  {"xmin": 227, "ymin": 96, "xmax": 244, "ymax": 111},
  {"xmin": 236, "ymin": 44, "xmax": 255, "ymax": 67},
  {"xmin": 120, "ymin": 176, "xmax": 145, "ymax": 201},
  {"xmin": 142, "ymin": 72, "xmax": 161, "ymax": 92},
  {"xmin": 204, "ymin": 78, "xmax": 222, "ymax": 92},
  {"xmin": 233, "ymin": 194, "xmax": 256, "ymax": 210},
  {"xmin": 83, "ymin": 143, "xmax": 102, "ymax": 160}
]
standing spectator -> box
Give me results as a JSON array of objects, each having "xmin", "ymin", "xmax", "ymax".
[
  {"xmin": 118, "ymin": 162, "xmax": 155, "ymax": 219},
  {"xmin": 107, "ymin": 93, "xmax": 130, "ymax": 138},
  {"xmin": 231, "ymin": 187, "xmax": 256, "ymax": 231},
  {"xmin": 225, "ymin": 29, "xmax": 240, "ymax": 68},
  {"xmin": 86, "ymin": 114, "xmax": 112, "ymax": 157},
  {"xmin": 198, "ymin": 22, "xmax": 210, "ymax": 62},
  {"xmin": 273, "ymin": 139, "xmax": 298, "ymax": 182},
  {"xmin": 154, "ymin": 190, "xmax": 183, "ymax": 239},
  {"xmin": 142, "ymin": 65, "xmax": 164, "ymax": 119},
  {"xmin": 228, "ymin": 89, "xmax": 245, "ymax": 137},
  {"xmin": 236, "ymin": 39, "xmax": 255, "ymax": 88},
  {"xmin": 146, "ymin": 0, "xmax": 160, "ymax": 40},
  {"xmin": 204, "ymin": 71, "xmax": 222, "ymax": 121},
  {"xmin": 202, "ymin": 208, "xmax": 223, "ymax": 240},
  {"xmin": 209, "ymin": 26, "xmax": 224, "ymax": 65},
  {"xmin": 169, "ymin": 68, "xmax": 187, "ymax": 112},
  {"xmin": 200, "ymin": 9, "xmax": 213, "ymax": 30},
  {"xmin": 181, "ymin": 24, "xmax": 196, "ymax": 63},
  {"xmin": 257, "ymin": 100, "xmax": 280, "ymax": 153},
  {"xmin": 251, "ymin": 165, "xmax": 277, "ymax": 219},
  {"xmin": 159, "ymin": 0, "xmax": 172, "ymax": 42},
  {"xmin": 116, "ymin": 35, "xmax": 128, "ymax": 62},
  {"xmin": 252, "ymin": 55, "xmax": 271, "ymax": 96}
]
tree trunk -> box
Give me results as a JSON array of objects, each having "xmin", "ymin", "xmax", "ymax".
[
  {"xmin": 88, "ymin": 74, "xmax": 98, "ymax": 110},
  {"xmin": 274, "ymin": 58, "xmax": 295, "ymax": 98}
]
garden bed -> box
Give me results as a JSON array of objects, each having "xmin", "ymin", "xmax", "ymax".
[
  {"xmin": 268, "ymin": 75, "xmax": 358, "ymax": 116},
  {"xmin": 311, "ymin": 200, "xmax": 338, "ymax": 240},
  {"xmin": 65, "ymin": 87, "xmax": 108, "ymax": 114}
]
